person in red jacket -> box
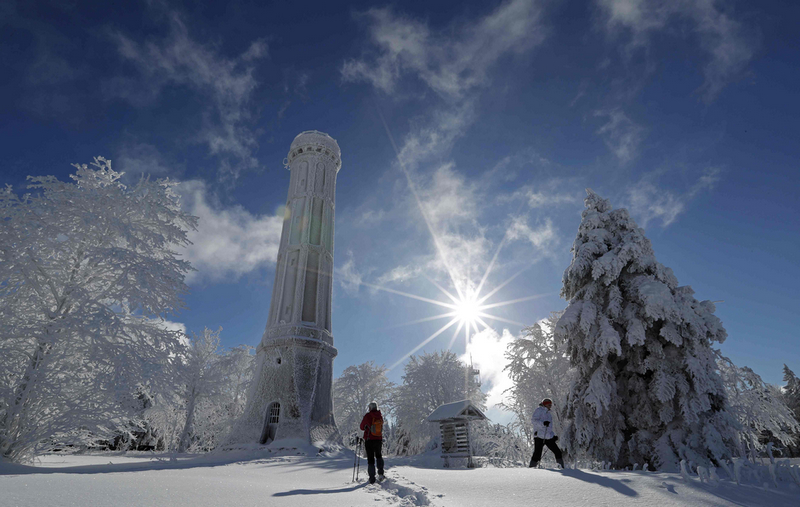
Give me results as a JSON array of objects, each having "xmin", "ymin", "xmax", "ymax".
[{"xmin": 359, "ymin": 402, "xmax": 385, "ymax": 484}]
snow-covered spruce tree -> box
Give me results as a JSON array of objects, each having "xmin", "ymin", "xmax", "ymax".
[
  {"xmin": 333, "ymin": 361, "xmax": 396, "ymax": 440},
  {"xmin": 717, "ymin": 354, "xmax": 799, "ymax": 460},
  {"xmin": 556, "ymin": 190, "xmax": 736, "ymax": 470},
  {"xmin": 0, "ymin": 158, "xmax": 196, "ymax": 463},
  {"xmin": 782, "ymin": 365, "xmax": 800, "ymax": 455},
  {"xmin": 394, "ymin": 350, "xmax": 486, "ymax": 454},
  {"xmin": 502, "ymin": 311, "xmax": 574, "ymax": 444}
]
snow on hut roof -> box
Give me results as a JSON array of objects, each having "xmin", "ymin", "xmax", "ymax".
[{"xmin": 426, "ymin": 400, "xmax": 488, "ymax": 422}]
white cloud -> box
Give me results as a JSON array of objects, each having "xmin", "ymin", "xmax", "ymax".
[
  {"xmin": 340, "ymin": 0, "xmax": 556, "ymax": 298},
  {"xmin": 342, "ymin": 0, "xmax": 546, "ymax": 100},
  {"xmin": 626, "ymin": 167, "xmax": 722, "ymax": 227},
  {"xmin": 107, "ymin": 13, "xmax": 268, "ymax": 179},
  {"xmin": 337, "ymin": 251, "xmax": 364, "ymax": 296},
  {"xmin": 115, "ymin": 140, "xmax": 176, "ymax": 179},
  {"xmin": 376, "ymin": 264, "xmax": 422, "ymax": 286},
  {"xmin": 461, "ymin": 328, "xmax": 516, "ymax": 421},
  {"xmin": 597, "ymin": 0, "xmax": 756, "ymax": 102},
  {"xmin": 595, "ymin": 108, "xmax": 645, "ymax": 164},
  {"xmin": 177, "ymin": 180, "xmax": 283, "ymax": 283},
  {"xmin": 507, "ymin": 216, "xmax": 558, "ymax": 251}
]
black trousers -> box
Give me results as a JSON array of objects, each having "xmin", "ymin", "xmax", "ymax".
[
  {"xmin": 529, "ymin": 437, "xmax": 563, "ymax": 467},
  {"xmin": 364, "ymin": 439, "xmax": 384, "ymax": 478}
]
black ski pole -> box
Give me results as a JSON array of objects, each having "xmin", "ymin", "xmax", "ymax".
[
  {"xmin": 352, "ymin": 436, "xmax": 358, "ymax": 482},
  {"xmin": 356, "ymin": 437, "xmax": 362, "ymax": 481}
]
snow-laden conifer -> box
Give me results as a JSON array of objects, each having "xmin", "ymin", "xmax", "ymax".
[
  {"xmin": 0, "ymin": 158, "xmax": 197, "ymax": 462},
  {"xmin": 556, "ymin": 189, "xmax": 736, "ymax": 469},
  {"xmin": 717, "ymin": 354, "xmax": 799, "ymax": 460},
  {"xmin": 782, "ymin": 365, "xmax": 800, "ymax": 456}
]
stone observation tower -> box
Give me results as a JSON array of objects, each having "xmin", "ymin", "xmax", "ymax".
[{"xmin": 235, "ymin": 131, "xmax": 341, "ymax": 446}]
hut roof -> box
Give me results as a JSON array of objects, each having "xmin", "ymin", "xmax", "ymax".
[{"xmin": 426, "ymin": 400, "xmax": 488, "ymax": 422}]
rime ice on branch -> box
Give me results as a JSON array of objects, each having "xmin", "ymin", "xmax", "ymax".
[
  {"xmin": 0, "ymin": 158, "xmax": 196, "ymax": 463},
  {"xmin": 556, "ymin": 189, "xmax": 737, "ymax": 470}
]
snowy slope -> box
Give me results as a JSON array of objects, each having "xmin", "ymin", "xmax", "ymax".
[{"xmin": 2, "ymin": 451, "xmax": 799, "ymax": 507}]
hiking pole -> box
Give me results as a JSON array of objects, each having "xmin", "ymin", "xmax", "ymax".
[
  {"xmin": 356, "ymin": 437, "xmax": 362, "ymax": 481},
  {"xmin": 540, "ymin": 444, "xmax": 549, "ymax": 468},
  {"xmin": 352, "ymin": 435, "xmax": 359, "ymax": 482}
]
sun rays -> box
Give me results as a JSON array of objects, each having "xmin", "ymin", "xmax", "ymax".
[{"xmin": 365, "ymin": 99, "xmax": 550, "ymax": 373}]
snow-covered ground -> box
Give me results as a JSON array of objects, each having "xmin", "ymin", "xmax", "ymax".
[{"xmin": 2, "ymin": 450, "xmax": 799, "ymax": 507}]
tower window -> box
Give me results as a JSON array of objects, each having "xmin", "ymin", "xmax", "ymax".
[{"xmin": 269, "ymin": 403, "xmax": 280, "ymax": 424}]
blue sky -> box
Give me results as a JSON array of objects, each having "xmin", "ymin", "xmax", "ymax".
[{"xmin": 2, "ymin": 0, "xmax": 798, "ymax": 421}]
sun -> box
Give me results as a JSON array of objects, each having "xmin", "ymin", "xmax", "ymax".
[
  {"xmin": 453, "ymin": 292, "xmax": 481, "ymax": 327},
  {"xmin": 361, "ymin": 105, "xmax": 551, "ymax": 371}
]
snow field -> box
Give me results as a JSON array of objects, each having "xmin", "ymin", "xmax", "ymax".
[{"xmin": 3, "ymin": 452, "xmax": 800, "ymax": 507}]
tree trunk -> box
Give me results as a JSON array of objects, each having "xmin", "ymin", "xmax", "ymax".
[{"xmin": 178, "ymin": 392, "xmax": 197, "ymax": 453}]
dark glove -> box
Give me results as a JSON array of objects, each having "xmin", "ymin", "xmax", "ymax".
[{"xmin": 543, "ymin": 421, "xmax": 550, "ymax": 427}]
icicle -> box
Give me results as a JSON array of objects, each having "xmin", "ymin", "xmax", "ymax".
[
  {"xmin": 768, "ymin": 462, "xmax": 778, "ymax": 489},
  {"xmin": 697, "ymin": 466, "xmax": 708, "ymax": 483},
  {"xmin": 709, "ymin": 467, "xmax": 720, "ymax": 487},
  {"xmin": 789, "ymin": 465, "xmax": 800, "ymax": 487},
  {"xmin": 718, "ymin": 460, "xmax": 733, "ymax": 482},
  {"xmin": 732, "ymin": 458, "xmax": 743, "ymax": 485},
  {"xmin": 680, "ymin": 460, "xmax": 691, "ymax": 481}
]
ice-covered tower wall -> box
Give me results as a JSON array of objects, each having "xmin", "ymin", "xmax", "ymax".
[{"xmin": 235, "ymin": 131, "xmax": 340, "ymax": 446}]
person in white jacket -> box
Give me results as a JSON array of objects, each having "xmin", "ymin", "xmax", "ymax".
[{"xmin": 529, "ymin": 398, "xmax": 564, "ymax": 468}]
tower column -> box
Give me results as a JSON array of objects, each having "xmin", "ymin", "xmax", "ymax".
[{"xmin": 234, "ymin": 131, "xmax": 341, "ymax": 447}]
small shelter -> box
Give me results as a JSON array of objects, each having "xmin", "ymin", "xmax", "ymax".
[{"xmin": 427, "ymin": 400, "xmax": 488, "ymax": 468}]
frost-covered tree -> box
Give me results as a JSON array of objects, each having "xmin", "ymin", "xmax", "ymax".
[
  {"xmin": 221, "ymin": 344, "xmax": 255, "ymax": 426},
  {"xmin": 782, "ymin": 365, "xmax": 800, "ymax": 456},
  {"xmin": 394, "ymin": 350, "xmax": 486, "ymax": 454},
  {"xmin": 0, "ymin": 158, "xmax": 196, "ymax": 463},
  {"xmin": 176, "ymin": 327, "xmax": 227, "ymax": 452},
  {"xmin": 142, "ymin": 338, "xmax": 254, "ymax": 453},
  {"xmin": 717, "ymin": 354, "xmax": 799, "ymax": 460},
  {"xmin": 556, "ymin": 190, "xmax": 736, "ymax": 470},
  {"xmin": 502, "ymin": 311, "xmax": 574, "ymax": 443},
  {"xmin": 333, "ymin": 362, "xmax": 396, "ymax": 438}
]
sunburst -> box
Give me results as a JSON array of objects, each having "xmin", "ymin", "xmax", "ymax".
[{"xmin": 345, "ymin": 101, "xmax": 552, "ymax": 373}]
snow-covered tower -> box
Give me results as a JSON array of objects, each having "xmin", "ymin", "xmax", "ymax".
[{"xmin": 235, "ymin": 131, "xmax": 341, "ymax": 447}]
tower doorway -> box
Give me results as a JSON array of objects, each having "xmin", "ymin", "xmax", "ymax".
[{"xmin": 260, "ymin": 402, "xmax": 281, "ymax": 444}]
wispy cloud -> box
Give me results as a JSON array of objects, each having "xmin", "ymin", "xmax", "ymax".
[
  {"xmin": 594, "ymin": 108, "xmax": 645, "ymax": 164},
  {"xmin": 340, "ymin": 1, "xmax": 552, "ymax": 296},
  {"xmin": 338, "ymin": 251, "xmax": 365, "ymax": 296},
  {"xmin": 376, "ymin": 264, "xmax": 423, "ymax": 286},
  {"xmin": 342, "ymin": 0, "xmax": 546, "ymax": 99},
  {"xmin": 177, "ymin": 180, "xmax": 283, "ymax": 283},
  {"xmin": 596, "ymin": 0, "xmax": 757, "ymax": 102},
  {"xmin": 626, "ymin": 167, "xmax": 722, "ymax": 227},
  {"xmin": 507, "ymin": 216, "xmax": 558, "ymax": 251},
  {"xmin": 106, "ymin": 13, "xmax": 268, "ymax": 180},
  {"xmin": 115, "ymin": 139, "xmax": 178, "ymax": 179}
]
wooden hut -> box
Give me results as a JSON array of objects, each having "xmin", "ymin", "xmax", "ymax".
[{"xmin": 427, "ymin": 399, "xmax": 488, "ymax": 468}]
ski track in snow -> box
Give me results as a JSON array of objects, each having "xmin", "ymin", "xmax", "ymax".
[{"xmin": 367, "ymin": 471, "xmax": 437, "ymax": 506}]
